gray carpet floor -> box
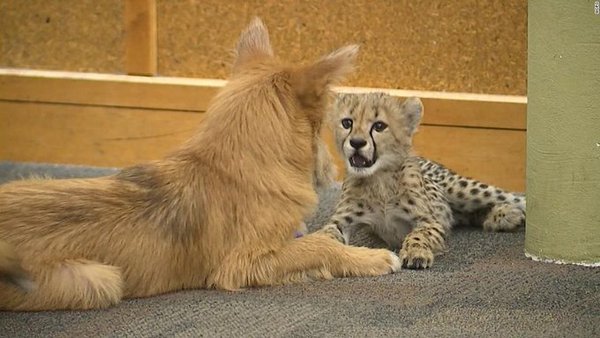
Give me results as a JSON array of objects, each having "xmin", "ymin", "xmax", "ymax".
[{"xmin": 0, "ymin": 161, "xmax": 598, "ymax": 338}]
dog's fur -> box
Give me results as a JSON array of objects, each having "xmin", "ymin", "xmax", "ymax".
[{"xmin": 0, "ymin": 18, "xmax": 400, "ymax": 311}]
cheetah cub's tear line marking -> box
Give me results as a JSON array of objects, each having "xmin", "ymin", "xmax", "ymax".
[{"xmin": 319, "ymin": 92, "xmax": 526, "ymax": 270}]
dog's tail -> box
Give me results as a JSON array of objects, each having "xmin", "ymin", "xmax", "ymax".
[{"xmin": 0, "ymin": 240, "xmax": 35, "ymax": 292}]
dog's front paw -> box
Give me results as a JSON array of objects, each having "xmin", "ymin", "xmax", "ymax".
[
  {"xmin": 385, "ymin": 251, "xmax": 402, "ymax": 273},
  {"xmin": 315, "ymin": 223, "xmax": 345, "ymax": 244},
  {"xmin": 399, "ymin": 246, "xmax": 434, "ymax": 269},
  {"xmin": 345, "ymin": 248, "xmax": 402, "ymax": 276}
]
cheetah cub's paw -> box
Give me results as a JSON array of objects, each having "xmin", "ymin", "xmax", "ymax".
[
  {"xmin": 316, "ymin": 223, "xmax": 345, "ymax": 244},
  {"xmin": 399, "ymin": 245, "xmax": 435, "ymax": 269},
  {"xmin": 483, "ymin": 203, "xmax": 525, "ymax": 232}
]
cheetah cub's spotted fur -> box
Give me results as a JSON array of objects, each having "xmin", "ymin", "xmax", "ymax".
[{"xmin": 322, "ymin": 92, "xmax": 525, "ymax": 269}]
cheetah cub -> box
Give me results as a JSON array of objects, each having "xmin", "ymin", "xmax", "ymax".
[{"xmin": 321, "ymin": 92, "xmax": 525, "ymax": 269}]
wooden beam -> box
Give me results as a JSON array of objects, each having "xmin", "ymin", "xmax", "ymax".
[
  {"xmin": 0, "ymin": 69, "xmax": 222, "ymax": 112},
  {"xmin": 0, "ymin": 69, "xmax": 527, "ymax": 189},
  {"xmin": 414, "ymin": 126, "xmax": 525, "ymax": 192},
  {"xmin": 0, "ymin": 101, "xmax": 525, "ymax": 191},
  {"xmin": 124, "ymin": 0, "xmax": 157, "ymax": 76},
  {"xmin": 0, "ymin": 101, "xmax": 201, "ymax": 167},
  {"xmin": 0, "ymin": 69, "xmax": 527, "ymax": 130},
  {"xmin": 338, "ymin": 86, "xmax": 527, "ymax": 130}
]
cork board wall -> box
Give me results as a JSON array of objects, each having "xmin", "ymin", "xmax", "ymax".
[
  {"xmin": 157, "ymin": 0, "xmax": 527, "ymax": 95},
  {"xmin": 0, "ymin": 0, "xmax": 123, "ymax": 74},
  {"xmin": 1, "ymin": 1, "xmax": 527, "ymax": 95}
]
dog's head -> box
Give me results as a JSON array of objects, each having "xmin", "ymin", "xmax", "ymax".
[
  {"xmin": 204, "ymin": 18, "xmax": 358, "ymax": 176},
  {"xmin": 230, "ymin": 18, "xmax": 358, "ymax": 134}
]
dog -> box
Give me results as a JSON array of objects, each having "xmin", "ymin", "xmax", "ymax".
[{"xmin": 0, "ymin": 18, "xmax": 401, "ymax": 311}]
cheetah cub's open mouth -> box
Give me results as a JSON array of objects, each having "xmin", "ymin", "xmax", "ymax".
[{"xmin": 349, "ymin": 153, "xmax": 375, "ymax": 168}]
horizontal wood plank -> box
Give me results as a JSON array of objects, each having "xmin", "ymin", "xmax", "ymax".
[
  {"xmin": 419, "ymin": 98, "xmax": 525, "ymax": 130},
  {"xmin": 0, "ymin": 101, "xmax": 524, "ymax": 191},
  {"xmin": 0, "ymin": 101, "xmax": 201, "ymax": 167},
  {"xmin": 0, "ymin": 69, "xmax": 223, "ymax": 112},
  {"xmin": 0, "ymin": 69, "xmax": 526, "ymax": 129},
  {"xmin": 339, "ymin": 86, "xmax": 527, "ymax": 130},
  {"xmin": 414, "ymin": 126, "xmax": 525, "ymax": 192}
]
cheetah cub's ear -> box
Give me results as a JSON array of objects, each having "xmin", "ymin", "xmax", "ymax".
[{"xmin": 399, "ymin": 97, "xmax": 424, "ymax": 136}]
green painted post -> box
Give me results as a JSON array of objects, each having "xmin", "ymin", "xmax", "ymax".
[{"xmin": 526, "ymin": 0, "xmax": 600, "ymax": 265}]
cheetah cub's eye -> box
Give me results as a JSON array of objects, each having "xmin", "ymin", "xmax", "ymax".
[
  {"xmin": 372, "ymin": 121, "xmax": 388, "ymax": 132},
  {"xmin": 341, "ymin": 118, "xmax": 353, "ymax": 129}
]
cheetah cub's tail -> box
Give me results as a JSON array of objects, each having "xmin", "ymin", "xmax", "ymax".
[{"xmin": 0, "ymin": 240, "xmax": 35, "ymax": 292}]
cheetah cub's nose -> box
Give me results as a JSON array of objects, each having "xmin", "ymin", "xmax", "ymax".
[{"xmin": 350, "ymin": 138, "xmax": 367, "ymax": 149}]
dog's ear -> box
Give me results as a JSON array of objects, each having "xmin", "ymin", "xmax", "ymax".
[
  {"xmin": 308, "ymin": 44, "xmax": 359, "ymax": 89},
  {"xmin": 232, "ymin": 17, "xmax": 273, "ymax": 73},
  {"xmin": 292, "ymin": 45, "xmax": 359, "ymax": 110}
]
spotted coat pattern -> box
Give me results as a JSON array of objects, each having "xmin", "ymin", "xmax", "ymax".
[{"xmin": 321, "ymin": 92, "xmax": 525, "ymax": 269}]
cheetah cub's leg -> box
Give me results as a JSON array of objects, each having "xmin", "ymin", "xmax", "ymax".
[
  {"xmin": 482, "ymin": 202, "xmax": 525, "ymax": 231},
  {"xmin": 443, "ymin": 175, "xmax": 525, "ymax": 231},
  {"xmin": 313, "ymin": 138, "xmax": 338, "ymax": 189},
  {"xmin": 317, "ymin": 223, "xmax": 346, "ymax": 244},
  {"xmin": 481, "ymin": 190, "xmax": 525, "ymax": 232},
  {"xmin": 398, "ymin": 160, "xmax": 453, "ymax": 269},
  {"xmin": 419, "ymin": 158, "xmax": 526, "ymax": 231},
  {"xmin": 317, "ymin": 196, "xmax": 376, "ymax": 245}
]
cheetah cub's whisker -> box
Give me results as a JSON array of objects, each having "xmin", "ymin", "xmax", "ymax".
[{"xmin": 319, "ymin": 92, "xmax": 525, "ymax": 269}]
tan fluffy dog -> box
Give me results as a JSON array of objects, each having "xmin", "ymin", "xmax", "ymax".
[{"xmin": 0, "ymin": 18, "xmax": 400, "ymax": 311}]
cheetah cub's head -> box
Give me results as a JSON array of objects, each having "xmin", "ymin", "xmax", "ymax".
[{"xmin": 331, "ymin": 92, "xmax": 423, "ymax": 176}]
